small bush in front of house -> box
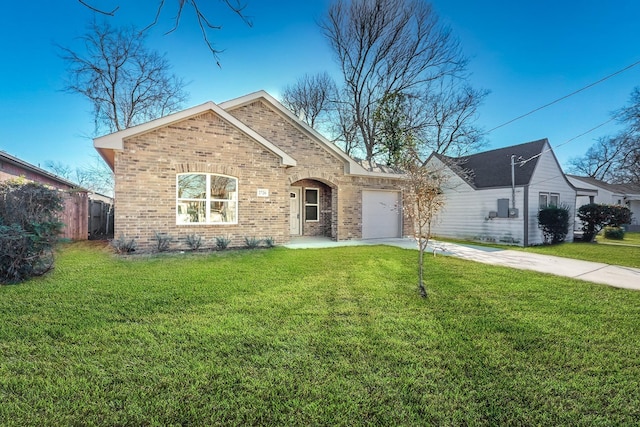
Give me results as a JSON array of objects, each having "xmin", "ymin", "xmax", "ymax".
[
  {"xmin": 538, "ymin": 205, "xmax": 570, "ymax": 244},
  {"xmin": 0, "ymin": 180, "xmax": 63, "ymax": 284},
  {"xmin": 112, "ymin": 234, "xmax": 137, "ymax": 254},
  {"xmin": 244, "ymin": 236, "xmax": 262, "ymax": 249},
  {"xmin": 215, "ymin": 236, "xmax": 231, "ymax": 250},
  {"xmin": 186, "ymin": 234, "xmax": 203, "ymax": 251},
  {"xmin": 263, "ymin": 237, "xmax": 276, "ymax": 248},
  {"xmin": 154, "ymin": 232, "xmax": 173, "ymax": 252},
  {"xmin": 604, "ymin": 226, "xmax": 625, "ymax": 240}
]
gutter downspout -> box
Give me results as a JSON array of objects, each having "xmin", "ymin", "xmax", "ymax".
[
  {"xmin": 511, "ymin": 155, "xmax": 516, "ymax": 209},
  {"xmin": 523, "ymin": 185, "xmax": 529, "ymax": 247}
]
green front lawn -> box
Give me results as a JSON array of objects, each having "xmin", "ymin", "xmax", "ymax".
[
  {"xmin": 1, "ymin": 242, "xmax": 639, "ymax": 426},
  {"xmin": 434, "ymin": 235, "xmax": 640, "ymax": 269},
  {"xmin": 518, "ymin": 241, "xmax": 640, "ymax": 268},
  {"xmin": 598, "ymin": 231, "xmax": 640, "ymax": 246}
]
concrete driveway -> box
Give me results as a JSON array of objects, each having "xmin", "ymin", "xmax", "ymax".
[{"xmin": 284, "ymin": 237, "xmax": 640, "ymax": 290}]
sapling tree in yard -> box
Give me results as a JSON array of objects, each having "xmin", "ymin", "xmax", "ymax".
[{"xmin": 401, "ymin": 152, "xmax": 448, "ymax": 298}]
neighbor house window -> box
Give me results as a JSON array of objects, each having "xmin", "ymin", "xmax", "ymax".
[
  {"xmin": 539, "ymin": 192, "xmax": 559, "ymax": 209},
  {"xmin": 176, "ymin": 173, "xmax": 237, "ymax": 224},
  {"xmin": 304, "ymin": 188, "xmax": 319, "ymax": 222}
]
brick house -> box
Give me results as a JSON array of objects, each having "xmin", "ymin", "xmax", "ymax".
[
  {"xmin": 94, "ymin": 91, "xmax": 409, "ymax": 251},
  {"xmin": 0, "ymin": 151, "xmax": 88, "ymax": 240}
]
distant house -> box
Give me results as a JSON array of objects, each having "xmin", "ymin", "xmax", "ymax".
[
  {"xmin": 567, "ymin": 175, "xmax": 640, "ymax": 230},
  {"xmin": 0, "ymin": 151, "xmax": 88, "ymax": 240},
  {"xmin": 425, "ymin": 139, "xmax": 584, "ymax": 246},
  {"xmin": 94, "ymin": 90, "xmax": 409, "ymax": 251}
]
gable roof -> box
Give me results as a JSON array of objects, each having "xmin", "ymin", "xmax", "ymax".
[
  {"xmin": 93, "ymin": 101, "xmax": 297, "ymax": 170},
  {"xmin": 219, "ymin": 90, "xmax": 402, "ymax": 178},
  {"xmin": 434, "ymin": 139, "xmax": 549, "ymax": 189},
  {"xmin": 0, "ymin": 150, "xmax": 85, "ymax": 190},
  {"xmin": 567, "ymin": 175, "xmax": 640, "ymax": 197}
]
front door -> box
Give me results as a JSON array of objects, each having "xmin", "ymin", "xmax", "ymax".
[{"xmin": 289, "ymin": 187, "xmax": 301, "ymax": 235}]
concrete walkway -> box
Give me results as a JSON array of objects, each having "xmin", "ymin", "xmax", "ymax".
[{"xmin": 284, "ymin": 237, "xmax": 640, "ymax": 290}]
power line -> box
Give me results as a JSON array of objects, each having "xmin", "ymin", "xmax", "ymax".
[
  {"xmin": 487, "ymin": 58, "xmax": 640, "ymax": 134},
  {"xmin": 516, "ymin": 117, "xmax": 618, "ymax": 166}
]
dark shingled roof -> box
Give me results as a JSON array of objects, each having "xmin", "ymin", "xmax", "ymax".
[
  {"xmin": 435, "ymin": 139, "xmax": 548, "ymax": 189},
  {"xmin": 567, "ymin": 175, "xmax": 640, "ymax": 196}
]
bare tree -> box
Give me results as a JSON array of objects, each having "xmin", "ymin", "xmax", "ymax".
[
  {"xmin": 281, "ymin": 72, "xmax": 337, "ymax": 128},
  {"xmin": 59, "ymin": 21, "xmax": 189, "ymax": 135},
  {"xmin": 567, "ymin": 136, "xmax": 625, "ymax": 181},
  {"xmin": 46, "ymin": 157, "xmax": 114, "ymax": 196},
  {"xmin": 78, "ymin": 0, "xmax": 252, "ymax": 65},
  {"xmin": 417, "ymin": 78, "xmax": 488, "ymax": 158},
  {"xmin": 569, "ymin": 87, "xmax": 640, "ymax": 184},
  {"xmin": 319, "ymin": 0, "xmax": 467, "ymax": 161}
]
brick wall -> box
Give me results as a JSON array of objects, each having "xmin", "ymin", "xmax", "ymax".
[
  {"xmin": 113, "ymin": 101, "xmax": 409, "ymax": 251},
  {"xmin": 114, "ymin": 111, "xmax": 289, "ymax": 251}
]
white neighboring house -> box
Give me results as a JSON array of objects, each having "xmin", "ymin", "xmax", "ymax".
[
  {"xmin": 566, "ymin": 175, "xmax": 640, "ymax": 231},
  {"xmin": 425, "ymin": 139, "xmax": 583, "ymax": 246}
]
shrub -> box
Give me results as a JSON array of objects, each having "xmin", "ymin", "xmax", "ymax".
[
  {"xmin": 185, "ymin": 234, "xmax": 203, "ymax": 251},
  {"xmin": 244, "ymin": 236, "xmax": 262, "ymax": 249},
  {"xmin": 215, "ymin": 236, "xmax": 231, "ymax": 250},
  {"xmin": 538, "ymin": 205, "xmax": 570, "ymax": 244},
  {"xmin": 111, "ymin": 234, "xmax": 137, "ymax": 254},
  {"xmin": 604, "ymin": 226, "xmax": 625, "ymax": 240},
  {"xmin": 153, "ymin": 232, "xmax": 173, "ymax": 252},
  {"xmin": 578, "ymin": 203, "xmax": 632, "ymax": 242},
  {"xmin": 263, "ymin": 237, "xmax": 276, "ymax": 248},
  {"xmin": 0, "ymin": 180, "xmax": 63, "ymax": 283}
]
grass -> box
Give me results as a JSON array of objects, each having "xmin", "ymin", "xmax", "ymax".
[
  {"xmin": 1, "ymin": 241, "xmax": 640, "ymax": 426},
  {"xmin": 434, "ymin": 234, "xmax": 640, "ymax": 269},
  {"xmin": 598, "ymin": 231, "xmax": 640, "ymax": 246}
]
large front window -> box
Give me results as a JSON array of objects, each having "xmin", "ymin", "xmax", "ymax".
[{"xmin": 177, "ymin": 173, "xmax": 237, "ymax": 224}]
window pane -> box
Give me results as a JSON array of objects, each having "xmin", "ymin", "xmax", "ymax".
[
  {"xmin": 178, "ymin": 174, "xmax": 206, "ymax": 199},
  {"xmin": 210, "ymin": 201, "xmax": 236, "ymax": 223},
  {"xmin": 539, "ymin": 194, "xmax": 548, "ymax": 208},
  {"xmin": 305, "ymin": 205, "xmax": 318, "ymax": 221},
  {"xmin": 211, "ymin": 176, "xmax": 237, "ymax": 200},
  {"xmin": 550, "ymin": 195, "xmax": 559, "ymax": 206},
  {"xmin": 177, "ymin": 201, "xmax": 206, "ymax": 223},
  {"xmin": 305, "ymin": 189, "xmax": 318, "ymax": 205}
]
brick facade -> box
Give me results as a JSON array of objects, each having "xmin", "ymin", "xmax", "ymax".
[{"xmin": 106, "ymin": 94, "xmax": 410, "ymax": 252}]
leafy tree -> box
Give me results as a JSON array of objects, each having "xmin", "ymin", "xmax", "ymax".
[
  {"xmin": 0, "ymin": 180, "xmax": 64, "ymax": 283},
  {"xmin": 577, "ymin": 203, "xmax": 632, "ymax": 242},
  {"xmin": 538, "ymin": 205, "xmax": 570, "ymax": 244},
  {"xmin": 59, "ymin": 20, "xmax": 189, "ymax": 135}
]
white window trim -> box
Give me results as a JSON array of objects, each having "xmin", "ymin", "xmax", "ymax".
[
  {"xmin": 304, "ymin": 187, "xmax": 320, "ymax": 223},
  {"xmin": 539, "ymin": 192, "xmax": 560, "ymax": 209},
  {"xmin": 176, "ymin": 173, "xmax": 239, "ymax": 225}
]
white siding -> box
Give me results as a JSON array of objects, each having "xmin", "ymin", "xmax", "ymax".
[
  {"xmin": 527, "ymin": 146, "xmax": 576, "ymax": 245},
  {"xmin": 428, "ymin": 156, "xmax": 526, "ymax": 245},
  {"xmin": 427, "ymin": 142, "xmax": 578, "ymax": 247}
]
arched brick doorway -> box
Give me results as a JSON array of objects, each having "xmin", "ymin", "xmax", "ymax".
[{"xmin": 290, "ymin": 178, "xmax": 336, "ymax": 239}]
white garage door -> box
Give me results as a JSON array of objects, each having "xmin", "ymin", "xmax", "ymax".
[{"xmin": 362, "ymin": 190, "xmax": 402, "ymax": 239}]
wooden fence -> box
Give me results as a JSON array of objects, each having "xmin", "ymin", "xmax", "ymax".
[
  {"xmin": 59, "ymin": 191, "xmax": 89, "ymax": 240},
  {"xmin": 88, "ymin": 199, "xmax": 114, "ymax": 239}
]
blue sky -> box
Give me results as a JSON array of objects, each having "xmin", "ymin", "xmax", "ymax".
[{"xmin": 1, "ymin": 1, "xmax": 639, "ymax": 174}]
